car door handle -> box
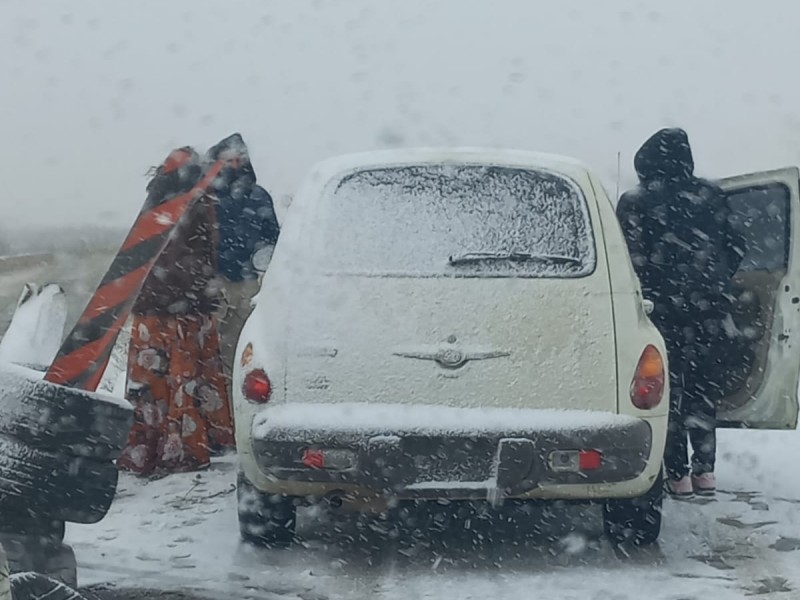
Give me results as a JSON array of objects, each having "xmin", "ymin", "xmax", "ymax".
[{"xmin": 778, "ymin": 333, "xmax": 790, "ymax": 342}]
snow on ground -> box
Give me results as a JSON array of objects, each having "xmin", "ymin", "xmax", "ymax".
[{"xmin": 67, "ymin": 428, "xmax": 800, "ymax": 600}]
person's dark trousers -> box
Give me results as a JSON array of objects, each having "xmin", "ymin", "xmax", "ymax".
[
  {"xmin": 664, "ymin": 358, "xmax": 690, "ymax": 481},
  {"xmin": 658, "ymin": 306, "xmax": 719, "ymax": 481},
  {"xmin": 664, "ymin": 367, "xmax": 717, "ymax": 480}
]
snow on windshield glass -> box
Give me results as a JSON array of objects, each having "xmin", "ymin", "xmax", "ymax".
[{"xmin": 317, "ymin": 165, "xmax": 596, "ymax": 277}]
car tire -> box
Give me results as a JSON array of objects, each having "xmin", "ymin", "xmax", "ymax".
[
  {"xmin": 602, "ymin": 467, "xmax": 664, "ymax": 546},
  {"xmin": 236, "ymin": 471, "xmax": 296, "ymax": 547},
  {"xmin": 0, "ymin": 433, "xmax": 118, "ymax": 524},
  {"xmin": 0, "ymin": 368, "xmax": 132, "ymax": 460}
]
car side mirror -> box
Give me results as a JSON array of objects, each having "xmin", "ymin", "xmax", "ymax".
[
  {"xmin": 642, "ymin": 299, "xmax": 655, "ymax": 316},
  {"xmin": 252, "ymin": 246, "xmax": 274, "ymax": 273}
]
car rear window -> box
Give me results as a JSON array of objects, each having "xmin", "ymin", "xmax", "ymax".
[{"xmin": 316, "ymin": 164, "xmax": 596, "ymax": 278}]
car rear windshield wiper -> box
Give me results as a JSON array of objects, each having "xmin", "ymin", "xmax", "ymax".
[{"xmin": 447, "ymin": 251, "xmax": 582, "ymax": 267}]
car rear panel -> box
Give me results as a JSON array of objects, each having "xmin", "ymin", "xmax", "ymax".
[
  {"xmin": 251, "ymin": 403, "xmax": 651, "ymax": 498},
  {"xmin": 285, "ymin": 275, "xmax": 617, "ymax": 412}
]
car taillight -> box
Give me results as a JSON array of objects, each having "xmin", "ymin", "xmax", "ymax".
[
  {"xmin": 630, "ymin": 345, "xmax": 665, "ymax": 409},
  {"xmin": 548, "ymin": 449, "xmax": 603, "ymax": 472},
  {"xmin": 243, "ymin": 368, "xmax": 272, "ymax": 404},
  {"xmin": 578, "ymin": 449, "xmax": 602, "ymax": 470},
  {"xmin": 302, "ymin": 448, "xmax": 325, "ymax": 469}
]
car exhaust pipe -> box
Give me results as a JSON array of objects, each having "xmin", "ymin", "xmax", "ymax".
[{"xmin": 324, "ymin": 491, "xmax": 346, "ymax": 512}]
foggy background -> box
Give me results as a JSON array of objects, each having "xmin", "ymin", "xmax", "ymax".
[{"xmin": 2, "ymin": 0, "xmax": 799, "ymax": 245}]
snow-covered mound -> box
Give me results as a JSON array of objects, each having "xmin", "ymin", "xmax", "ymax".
[{"xmin": 0, "ymin": 283, "xmax": 66, "ymax": 367}]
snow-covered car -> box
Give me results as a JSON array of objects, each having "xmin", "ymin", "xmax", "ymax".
[{"xmin": 232, "ymin": 149, "xmax": 800, "ymax": 547}]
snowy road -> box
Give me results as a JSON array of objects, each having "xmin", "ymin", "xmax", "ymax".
[{"xmin": 66, "ymin": 428, "xmax": 800, "ymax": 600}]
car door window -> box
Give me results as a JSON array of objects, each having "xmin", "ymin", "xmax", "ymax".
[{"xmin": 726, "ymin": 183, "xmax": 791, "ymax": 272}]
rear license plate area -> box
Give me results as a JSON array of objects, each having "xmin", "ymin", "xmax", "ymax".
[{"xmin": 403, "ymin": 436, "xmax": 495, "ymax": 483}]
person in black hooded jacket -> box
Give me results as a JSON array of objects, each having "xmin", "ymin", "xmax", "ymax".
[
  {"xmin": 616, "ymin": 128, "xmax": 745, "ymax": 498},
  {"xmin": 206, "ymin": 134, "xmax": 281, "ymax": 403}
]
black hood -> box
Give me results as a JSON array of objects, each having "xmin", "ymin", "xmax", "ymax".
[
  {"xmin": 634, "ymin": 128, "xmax": 695, "ymax": 183},
  {"xmin": 207, "ymin": 133, "xmax": 257, "ymax": 190}
]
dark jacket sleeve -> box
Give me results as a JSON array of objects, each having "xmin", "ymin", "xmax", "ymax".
[
  {"xmin": 251, "ymin": 185, "xmax": 280, "ymax": 247},
  {"xmin": 615, "ymin": 189, "xmax": 649, "ymax": 282}
]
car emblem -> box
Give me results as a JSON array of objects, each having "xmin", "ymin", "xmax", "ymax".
[
  {"xmin": 393, "ymin": 348, "xmax": 510, "ymax": 369},
  {"xmin": 436, "ymin": 348, "xmax": 467, "ymax": 368}
]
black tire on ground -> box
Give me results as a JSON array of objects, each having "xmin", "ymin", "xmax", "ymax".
[
  {"xmin": 0, "ymin": 433, "xmax": 119, "ymax": 524},
  {"xmin": 0, "ymin": 518, "xmax": 64, "ymax": 543},
  {"xmin": 9, "ymin": 572, "xmax": 82, "ymax": 600},
  {"xmin": 2, "ymin": 535, "xmax": 77, "ymax": 589},
  {"xmin": 42, "ymin": 542, "xmax": 78, "ymax": 589},
  {"xmin": 0, "ymin": 367, "xmax": 133, "ymax": 460},
  {"xmin": 603, "ymin": 467, "xmax": 664, "ymax": 547},
  {"xmin": 236, "ymin": 471, "xmax": 296, "ymax": 547}
]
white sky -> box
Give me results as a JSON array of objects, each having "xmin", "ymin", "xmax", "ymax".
[{"xmin": 2, "ymin": 0, "xmax": 800, "ymax": 229}]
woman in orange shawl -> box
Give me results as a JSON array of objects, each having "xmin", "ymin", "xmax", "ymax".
[{"xmin": 117, "ymin": 187, "xmax": 235, "ymax": 475}]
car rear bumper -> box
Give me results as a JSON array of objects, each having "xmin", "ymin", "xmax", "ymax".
[{"xmin": 250, "ymin": 404, "xmax": 653, "ymax": 501}]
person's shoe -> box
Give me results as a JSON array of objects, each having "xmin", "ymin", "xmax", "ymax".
[
  {"xmin": 691, "ymin": 472, "xmax": 716, "ymax": 496},
  {"xmin": 666, "ymin": 475, "xmax": 694, "ymax": 498}
]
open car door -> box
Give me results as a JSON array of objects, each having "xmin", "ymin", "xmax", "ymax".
[{"xmin": 716, "ymin": 167, "xmax": 800, "ymax": 429}]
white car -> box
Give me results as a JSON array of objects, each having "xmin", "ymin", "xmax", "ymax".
[{"xmin": 232, "ymin": 149, "xmax": 800, "ymax": 547}]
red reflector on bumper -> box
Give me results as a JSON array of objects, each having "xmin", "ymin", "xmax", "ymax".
[
  {"xmin": 302, "ymin": 448, "xmax": 325, "ymax": 469},
  {"xmin": 578, "ymin": 450, "xmax": 602, "ymax": 470}
]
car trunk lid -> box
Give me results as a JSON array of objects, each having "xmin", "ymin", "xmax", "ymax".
[{"xmin": 285, "ymin": 275, "xmax": 617, "ymax": 412}]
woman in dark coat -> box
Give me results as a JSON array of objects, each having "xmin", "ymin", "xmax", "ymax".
[{"xmin": 117, "ymin": 178, "xmax": 235, "ymax": 475}]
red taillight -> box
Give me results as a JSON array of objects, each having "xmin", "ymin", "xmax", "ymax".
[
  {"xmin": 302, "ymin": 448, "xmax": 325, "ymax": 469},
  {"xmin": 243, "ymin": 368, "xmax": 272, "ymax": 404},
  {"xmin": 578, "ymin": 449, "xmax": 602, "ymax": 470},
  {"xmin": 630, "ymin": 345, "xmax": 665, "ymax": 410}
]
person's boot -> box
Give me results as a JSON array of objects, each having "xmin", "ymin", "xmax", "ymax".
[
  {"xmin": 666, "ymin": 475, "xmax": 694, "ymax": 499},
  {"xmin": 691, "ymin": 472, "xmax": 716, "ymax": 496}
]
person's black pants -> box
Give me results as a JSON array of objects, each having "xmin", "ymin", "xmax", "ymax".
[
  {"xmin": 664, "ymin": 365, "xmax": 717, "ymax": 479},
  {"xmin": 653, "ymin": 302, "xmax": 724, "ymax": 480}
]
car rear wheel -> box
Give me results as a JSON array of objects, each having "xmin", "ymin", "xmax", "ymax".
[
  {"xmin": 236, "ymin": 471, "xmax": 296, "ymax": 547},
  {"xmin": 602, "ymin": 467, "xmax": 664, "ymax": 546}
]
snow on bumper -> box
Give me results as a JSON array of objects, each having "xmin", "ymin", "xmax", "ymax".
[{"xmin": 251, "ymin": 403, "xmax": 652, "ymax": 498}]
